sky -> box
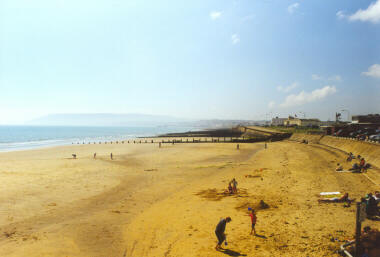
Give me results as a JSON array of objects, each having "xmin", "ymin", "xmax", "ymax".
[{"xmin": 0, "ymin": 0, "xmax": 380, "ymax": 124}]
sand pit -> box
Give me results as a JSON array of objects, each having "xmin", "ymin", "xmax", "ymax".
[
  {"xmin": 235, "ymin": 200, "xmax": 271, "ymax": 212},
  {"xmin": 195, "ymin": 188, "xmax": 249, "ymax": 201},
  {"xmin": 0, "ymin": 140, "xmax": 379, "ymax": 256}
]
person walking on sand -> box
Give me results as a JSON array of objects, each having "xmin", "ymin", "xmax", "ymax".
[
  {"xmin": 110, "ymin": 153, "xmax": 113, "ymax": 160},
  {"xmin": 94, "ymin": 153, "xmax": 96, "ymax": 159},
  {"xmin": 215, "ymin": 217, "xmax": 231, "ymax": 250},
  {"xmin": 249, "ymin": 209, "xmax": 257, "ymax": 235}
]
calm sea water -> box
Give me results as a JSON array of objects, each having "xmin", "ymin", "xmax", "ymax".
[{"xmin": 0, "ymin": 126, "xmax": 193, "ymax": 152}]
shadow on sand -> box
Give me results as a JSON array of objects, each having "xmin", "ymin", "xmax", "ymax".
[
  {"xmin": 218, "ymin": 249, "xmax": 247, "ymax": 256},
  {"xmin": 254, "ymin": 233, "xmax": 267, "ymax": 239}
]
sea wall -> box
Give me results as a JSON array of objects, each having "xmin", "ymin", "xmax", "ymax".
[
  {"xmin": 289, "ymin": 133, "xmax": 380, "ymax": 168},
  {"xmin": 289, "ymin": 133, "xmax": 324, "ymax": 144},
  {"xmin": 320, "ymin": 136, "xmax": 380, "ymax": 168}
]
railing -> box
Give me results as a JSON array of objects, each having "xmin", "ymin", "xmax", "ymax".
[{"xmin": 327, "ymin": 135, "xmax": 380, "ymax": 145}]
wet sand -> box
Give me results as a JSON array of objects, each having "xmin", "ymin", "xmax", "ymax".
[{"xmin": 0, "ymin": 141, "xmax": 378, "ymax": 256}]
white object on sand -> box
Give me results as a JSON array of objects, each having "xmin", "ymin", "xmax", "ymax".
[{"xmin": 320, "ymin": 192, "xmax": 340, "ymax": 196}]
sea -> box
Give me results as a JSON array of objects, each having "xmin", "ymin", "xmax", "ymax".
[{"xmin": 0, "ymin": 125, "xmax": 194, "ymax": 152}]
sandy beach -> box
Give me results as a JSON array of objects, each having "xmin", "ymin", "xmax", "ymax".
[{"xmin": 0, "ymin": 140, "xmax": 379, "ymax": 257}]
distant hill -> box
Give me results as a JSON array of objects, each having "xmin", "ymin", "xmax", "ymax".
[
  {"xmin": 27, "ymin": 113, "xmax": 189, "ymax": 127},
  {"xmin": 26, "ymin": 113, "xmax": 262, "ymax": 128}
]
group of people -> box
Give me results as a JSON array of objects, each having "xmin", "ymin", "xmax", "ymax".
[
  {"xmin": 215, "ymin": 208, "xmax": 257, "ymax": 251},
  {"xmin": 361, "ymin": 192, "xmax": 380, "ymax": 217},
  {"xmin": 225, "ymin": 178, "xmax": 238, "ymax": 194},
  {"xmin": 346, "ymin": 152, "xmax": 370, "ymax": 172}
]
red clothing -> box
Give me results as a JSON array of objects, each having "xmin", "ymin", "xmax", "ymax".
[{"xmin": 249, "ymin": 213, "xmax": 257, "ymax": 224}]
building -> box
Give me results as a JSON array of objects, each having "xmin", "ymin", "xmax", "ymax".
[
  {"xmin": 271, "ymin": 117, "xmax": 287, "ymax": 126},
  {"xmin": 351, "ymin": 114, "xmax": 380, "ymax": 124},
  {"xmin": 284, "ymin": 116, "xmax": 321, "ymax": 127}
]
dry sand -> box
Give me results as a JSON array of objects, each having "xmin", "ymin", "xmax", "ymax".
[{"xmin": 0, "ymin": 140, "xmax": 379, "ymax": 256}]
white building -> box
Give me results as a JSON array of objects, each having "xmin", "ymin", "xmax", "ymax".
[{"xmin": 271, "ymin": 117, "xmax": 287, "ymax": 126}]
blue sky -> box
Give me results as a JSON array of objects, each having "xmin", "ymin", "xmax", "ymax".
[{"xmin": 1, "ymin": 0, "xmax": 379, "ymax": 124}]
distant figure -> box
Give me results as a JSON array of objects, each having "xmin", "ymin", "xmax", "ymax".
[
  {"xmin": 349, "ymin": 163, "xmax": 361, "ymax": 173},
  {"xmin": 94, "ymin": 153, "xmax": 96, "ymax": 159},
  {"xmin": 360, "ymin": 158, "xmax": 366, "ymax": 171},
  {"xmin": 225, "ymin": 183, "xmax": 233, "ymax": 194},
  {"xmin": 215, "ymin": 217, "xmax": 231, "ymax": 250},
  {"xmin": 110, "ymin": 153, "xmax": 113, "ymax": 160},
  {"xmin": 72, "ymin": 154, "xmax": 77, "ymax": 159},
  {"xmin": 366, "ymin": 193, "xmax": 379, "ymax": 216},
  {"xmin": 347, "ymin": 152, "xmax": 354, "ymax": 162},
  {"xmin": 265, "ymin": 142, "xmax": 267, "ymax": 149},
  {"xmin": 318, "ymin": 193, "xmax": 354, "ymax": 203},
  {"xmin": 237, "ymin": 144, "xmax": 240, "ymax": 150},
  {"xmin": 249, "ymin": 209, "xmax": 257, "ymax": 235},
  {"xmin": 336, "ymin": 163, "xmax": 343, "ymax": 171},
  {"xmin": 231, "ymin": 178, "xmax": 238, "ymax": 194},
  {"xmin": 159, "ymin": 142, "xmax": 161, "ymax": 148}
]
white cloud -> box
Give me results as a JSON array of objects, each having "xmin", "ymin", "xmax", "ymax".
[
  {"xmin": 231, "ymin": 34, "xmax": 240, "ymax": 44},
  {"xmin": 348, "ymin": 0, "xmax": 380, "ymax": 23},
  {"xmin": 268, "ymin": 101, "xmax": 276, "ymax": 109},
  {"xmin": 277, "ymin": 82, "xmax": 298, "ymax": 93},
  {"xmin": 328, "ymin": 75, "xmax": 342, "ymax": 82},
  {"xmin": 336, "ymin": 10, "xmax": 346, "ymax": 20},
  {"xmin": 362, "ymin": 64, "xmax": 380, "ymax": 78},
  {"xmin": 280, "ymin": 86, "xmax": 337, "ymax": 107},
  {"xmin": 288, "ymin": 3, "xmax": 299, "ymax": 14},
  {"xmin": 312, "ymin": 74, "xmax": 342, "ymax": 82},
  {"xmin": 210, "ymin": 11, "xmax": 222, "ymax": 20}
]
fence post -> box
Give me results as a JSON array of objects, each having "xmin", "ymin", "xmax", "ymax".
[{"xmin": 355, "ymin": 202, "xmax": 361, "ymax": 257}]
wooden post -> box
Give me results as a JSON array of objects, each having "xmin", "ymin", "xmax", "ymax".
[{"xmin": 355, "ymin": 202, "xmax": 361, "ymax": 257}]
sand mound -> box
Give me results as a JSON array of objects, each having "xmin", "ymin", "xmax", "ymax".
[
  {"xmin": 235, "ymin": 199, "xmax": 271, "ymax": 212},
  {"xmin": 289, "ymin": 133, "xmax": 324, "ymax": 144},
  {"xmin": 195, "ymin": 188, "xmax": 249, "ymax": 201}
]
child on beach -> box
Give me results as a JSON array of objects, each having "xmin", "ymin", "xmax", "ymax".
[{"xmin": 249, "ymin": 209, "xmax": 257, "ymax": 235}]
